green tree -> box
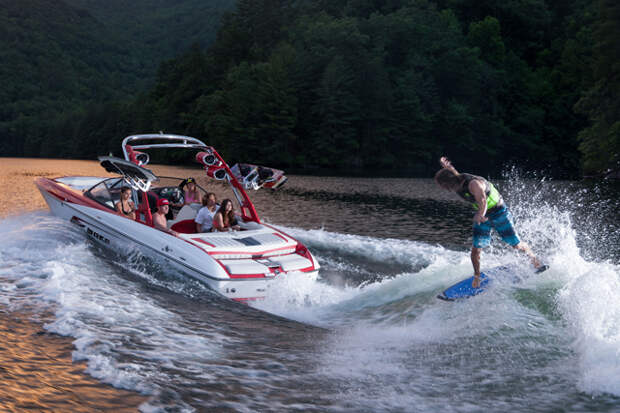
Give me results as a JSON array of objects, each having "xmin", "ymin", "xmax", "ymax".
[
  {"xmin": 254, "ymin": 44, "xmax": 299, "ymax": 165},
  {"xmin": 575, "ymin": 0, "xmax": 620, "ymax": 175}
]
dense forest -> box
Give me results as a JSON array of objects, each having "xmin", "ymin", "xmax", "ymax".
[
  {"xmin": 1, "ymin": 0, "xmax": 618, "ymax": 178},
  {"xmin": 0, "ymin": 0, "xmax": 235, "ymax": 157}
]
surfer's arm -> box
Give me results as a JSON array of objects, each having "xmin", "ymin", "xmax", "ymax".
[
  {"xmin": 439, "ymin": 156, "xmax": 458, "ymax": 174},
  {"xmin": 469, "ymin": 180, "xmax": 488, "ymax": 224}
]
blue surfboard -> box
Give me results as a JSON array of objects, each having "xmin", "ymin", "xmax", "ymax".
[{"xmin": 437, "ymin": 264, "xmax": 542, "ymax": 301}]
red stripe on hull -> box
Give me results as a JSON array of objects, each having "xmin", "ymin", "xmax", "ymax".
[
  {"xmin": 35, "ymin": 177, "xmax": 116, "ymax": 214},
  {"xmin": 207, "ymin": 245, "xmax": 296, "ymax": 256},
  {"xmin": 232, "ymin": 296, "xmax": 264, "ymax": 302},
  {"xmin": 227, "ymin": 273, "xmax": 267, "ymax": 279}
]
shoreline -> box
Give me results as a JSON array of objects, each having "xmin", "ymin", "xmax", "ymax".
[
  {"xmin": 0, "ymin": 306, "xmax": 147, "ymax": 411},
  {"xmin": 0, "ymin": 156, "xmax": 600, "ymax": 180}
]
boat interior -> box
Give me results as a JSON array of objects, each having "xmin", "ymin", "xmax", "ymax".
[{"xmin": 61, "ymin": 176, "xmax": 256, "ymax": 235}]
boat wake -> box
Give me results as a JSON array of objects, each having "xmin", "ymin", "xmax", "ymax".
[
  {"xmin": 253, "ymin": 207, "xmax": 620, "ymax": 402},
  {"xmin": 1, "ymin": 192, "xmax": 619, "ymax": 412},
  {"xmin": 0, "ymin": 212, "xmax": 239, "ymax": 411}
]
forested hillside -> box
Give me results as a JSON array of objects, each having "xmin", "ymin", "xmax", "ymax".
[
  {"xmin": 0, "ymin": 0, "xmax": 234, "ymax": 157},
  {"xmin": 2, "ymin": 0, "xmax": 617, "ymax": 177},
  {"xmin": 64, "ymin": 0, "xmax": 234, "ymax": 55}
]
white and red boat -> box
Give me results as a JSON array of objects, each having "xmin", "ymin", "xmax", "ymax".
[{"xmin": 35, "ymin": 134, "xmax": 320, "ymax": 301}]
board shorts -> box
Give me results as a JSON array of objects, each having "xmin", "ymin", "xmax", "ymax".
[{"xmin": 472, "ymin": 205, "xmax": 520, "ymax": 248}]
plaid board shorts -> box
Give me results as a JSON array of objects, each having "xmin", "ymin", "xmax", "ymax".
[{"xmin": 472, "ymin": 205, "xmax": 521, "ymax": 248}]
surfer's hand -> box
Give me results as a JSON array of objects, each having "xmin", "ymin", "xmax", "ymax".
[
  {"xmin": 473, "ymin": 213, "xmax": 488, "ymax": 224},
  {"xmin": 439, "ymin": 156, "xmax": 451, "ymax": 169},
  {"xmin": 472, "ymin": 275, "xmax": 481, "ymax": 288}
]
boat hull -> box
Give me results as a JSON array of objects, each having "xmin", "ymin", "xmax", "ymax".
[{"xmin": 36, "ymin": 180, "xmax": 319, "ymax": 301}]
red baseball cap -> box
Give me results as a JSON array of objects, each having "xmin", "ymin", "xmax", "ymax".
[{"xmin": 157, "ymin": 198, "xmax": 169, "ymax": 207}]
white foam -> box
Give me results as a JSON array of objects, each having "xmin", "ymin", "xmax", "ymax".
[
  {"xmin": 253, "ymin": 226, "xmax": 516, "ymax": 326},
  {"xmin": 276, "ymin": 226, "xmax": 448, "ymax": 266},
  {"xmin": 0, "ymin": 214, "xmax": 232, "ymax": 407},
  {"xmin": 251, "ymin": 227, "xmax": 460, "ymax": 322},
  {"xmin": 557, "ymin": 262, "xmax": 620, "ymax": 396},
  {"xmin": 3, "ymin": 185, "xmax": 619, "ymax": 407}
]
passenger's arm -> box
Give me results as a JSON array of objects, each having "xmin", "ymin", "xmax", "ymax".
[
  {"xmin": 231, "ymin": 217, "xmax": 241, "ymax": 231},
  {"xmin": 194, "ymin": 211, "xmax": 203, "ymax": 233},
  {"xmin": 212, "ymin": 213, "xmax": 224, "ymax": 232},
  {"xmin": 154, "ymin": 215, "xmax": 178, "ymax": 236},
  {"xmin": 153, "ymin": 216, "xmax": 166, "ymax": 231}
]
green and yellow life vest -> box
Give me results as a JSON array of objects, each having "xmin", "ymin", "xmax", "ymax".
[{"xmin": 456, "ymin": 173, "xmax": 503, "ymax": 211}]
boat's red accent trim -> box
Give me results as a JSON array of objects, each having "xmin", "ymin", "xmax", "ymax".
[
  {"xmin": 207, "ymin": 245, "xmax": 296, "ymax": 256},
  {"xmin": 137, "ymin": 190, "xmax": 153, "ymax": 226},
  {"xmin": 212, "ymin": 259, "xmax": 267, "ymax": 279},
  {"xmin": 35, "ymin": 178, "xmax": 115, "ymax": 214},
  {"xmin": 294, "ymin": 241, "xmax": 317, "ymax": 271},
  {"xmin": 232, "ymin": 296, "xmax": 264, "ymax": 302},
  {"xmin": 47, "ymin": 190, "xmax": 66, "ymax": 202},
  {"xmin": 297, "ymin": 265, "xmax": 316, "ymax": 273},
  {"xmin": 273, "ymin": 233, "xmax": 289, "ymax": 242},
  {"xmin": 194, "ymin": 147, "xmax": 261, "ymax": 224},
  {"xmin": 228, "ymin": 273, "xmax": 267, "ymax": 279},
  {"xmin": 213, "ymin": 259, "xmax": 232, "ymax": 276},
  {"xmin": 192, "ymin": 238, "xmax": 215, "ymax": 247},
  {"xmin": 125, "ymin": 145, "xmax": 139, "ymax": 164},
  {"xmin": 36, "ymin": 177, "xmax": 156, "ymax": 227},
  {"xmin": 212, "ymin": 252, "xmax": 315, "ymax": 279}
]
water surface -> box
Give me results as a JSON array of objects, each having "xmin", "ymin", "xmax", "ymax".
[{"xmin": 1, "ymin": 158, "xmax": 619, "ymax": 412}]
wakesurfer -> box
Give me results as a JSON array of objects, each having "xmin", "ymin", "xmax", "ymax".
[{"xmin": 434, "ymin": 156, "xmax": 547, "ymax": 288}]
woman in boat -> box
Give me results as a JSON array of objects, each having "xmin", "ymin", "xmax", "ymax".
[
  {"xmin": 115, "ymin": 187, "xmax": 136, "ymax": 220},
  {"xmin": 212, "ymin": 199, "xmax": 240, "ymax": 232},
  {"xmin": 183, "ymin": 177, "xmax": 201, "ymax": 205}
]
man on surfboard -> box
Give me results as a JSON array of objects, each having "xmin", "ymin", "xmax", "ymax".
[{"xmin": 434, "ymin": 157, "xmax": 546, "ymax": 288}]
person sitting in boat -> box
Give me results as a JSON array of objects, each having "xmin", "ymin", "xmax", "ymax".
[
  {"xmin": 181, "ymin": 177, "xmax": 200, "ymax": 205},
  {"xmin": 115, "ymin": 187, "xmax": 135, "ymax": 220},
  {"xmin": 153, "ymin": 198, "xmax": 178, "ymax": 236},
  {"xmin": 194, "ymin": 192, "xmax": 219, "ymax": 233},
  {"xmin": 212, "ymin": 199, "xmax": 240, "ymax": 232}
]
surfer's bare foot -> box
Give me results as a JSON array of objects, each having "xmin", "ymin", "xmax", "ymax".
[
  {"xmin": 535, "ymin": 264, "xmax": 549, "ymax": 274},
  {"xmin": 513, "ymin": 242, "xmax": 543, "ymax": 269},
  {"xmin": 472, "ymin": 275, "xmax": 481, "ymax": 288}
]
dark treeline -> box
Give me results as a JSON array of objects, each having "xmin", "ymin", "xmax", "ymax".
[
  {"xmin": 0, "ymin": 0, "xmax": 234, "ymax": 158},
  {"xmin": 2, "ymin": 0, "xmax": 618, "ymax": 178}
]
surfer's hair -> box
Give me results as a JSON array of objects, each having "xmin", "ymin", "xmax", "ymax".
[{"xmin": 434, "ymin": 168, "xmax": 462, "ymax": 190}]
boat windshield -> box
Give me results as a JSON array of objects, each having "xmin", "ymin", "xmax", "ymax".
[
  {"xmin": 84, "ymin": 178, "xmax": 128, "ymax": 210},
  {"xmin": 153, "ymin": 177, "xmax": 210, "ymax": 205}
]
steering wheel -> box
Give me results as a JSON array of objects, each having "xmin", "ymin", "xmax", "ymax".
[{"xmin": 170, "ymin": 187, "xmax": 184, "ymax": 205}]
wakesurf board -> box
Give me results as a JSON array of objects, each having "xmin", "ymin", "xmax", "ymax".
[{"xmin": 437, "ymin": 264, "xmax": 548, "ymax": 301}]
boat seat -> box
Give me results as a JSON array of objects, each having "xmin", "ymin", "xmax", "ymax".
[
  {"xmin": 174, "ymin": 204, "xmax": 199, "ymax": 221},
  {"xmin": 168, "ymin": 204, "xmax": 198, "ymax": 227},
  {"xmin": 170, "ymin": 219, "xmax": 196, "ymax": 234}
]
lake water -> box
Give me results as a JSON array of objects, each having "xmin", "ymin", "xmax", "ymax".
[{"xmin": 1, "ymin": 158, "xmax": 619, "ymax": 412}]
